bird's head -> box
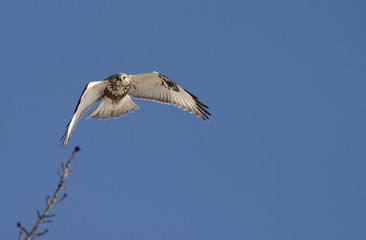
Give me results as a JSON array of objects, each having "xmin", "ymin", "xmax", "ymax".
[{"xmin": 107, "ymin": 73, "xmax": 131, "ymax": 85}]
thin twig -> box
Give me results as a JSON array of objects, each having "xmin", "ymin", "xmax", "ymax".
[{"xmin": 17, "ymin": 146, "xmax": 80, "ymax": 240}]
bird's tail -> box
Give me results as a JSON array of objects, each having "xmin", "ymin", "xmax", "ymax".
[{"xmin": 87, "ymin": 95, "xmax": 139, "ymax": 119}]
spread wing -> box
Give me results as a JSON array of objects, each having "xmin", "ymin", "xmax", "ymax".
[
  {"xmin": 61, "ymin": 81, "xmax": 108, "ymax": 148},
  {"xmin": 128, "ymin": 71, "xmax": 210, "ymax": 120}
]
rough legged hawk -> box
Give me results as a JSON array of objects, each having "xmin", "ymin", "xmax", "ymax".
[{"xmin": 61, "ymin": 71, "xmax": 210, "ymax": 148}]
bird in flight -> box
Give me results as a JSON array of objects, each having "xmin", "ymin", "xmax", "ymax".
[{"xmin": 61, "ymin": 71, "xmax": 210, "ymax": 148}]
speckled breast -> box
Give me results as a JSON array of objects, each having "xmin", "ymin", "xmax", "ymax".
[{"xmin": 104, "ymin": 83, "xmax": 130, "ymax": 102}]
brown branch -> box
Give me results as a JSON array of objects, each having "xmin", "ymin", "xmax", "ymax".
[{"xmin": 17, "ymin": 146, "xmax": 80, "ymax": 240}]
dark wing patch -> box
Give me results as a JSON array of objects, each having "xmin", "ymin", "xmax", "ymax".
[{"xmin": 158, "ymin": 73, "xmax": 180, "ymax": 92}]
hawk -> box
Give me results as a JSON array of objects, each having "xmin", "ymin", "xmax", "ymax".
[{"xmin": 61, "ymin": 71, "xmax": 210, "ymax": 148}]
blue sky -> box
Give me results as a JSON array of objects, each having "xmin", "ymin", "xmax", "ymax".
[{"xmin": 1, "ymin": 0, "xmax": 365, "ymax": 239}]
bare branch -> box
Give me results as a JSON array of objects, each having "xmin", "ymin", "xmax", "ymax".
[
  {"xmin": 17, "ymin": 146, "xmax": 80, "ymax": 240},
  {"xmin": 17, "ymin": 222, "xmax": 28, "ymax": 235},
  {"xmin": 33, "ymin": 229, "xmax": 48, "ymax": 237}
]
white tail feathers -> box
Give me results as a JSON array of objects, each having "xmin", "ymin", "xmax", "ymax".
[{"xmin": 87, "ymin": 95, "xmax": 139, "ymax": 119}]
